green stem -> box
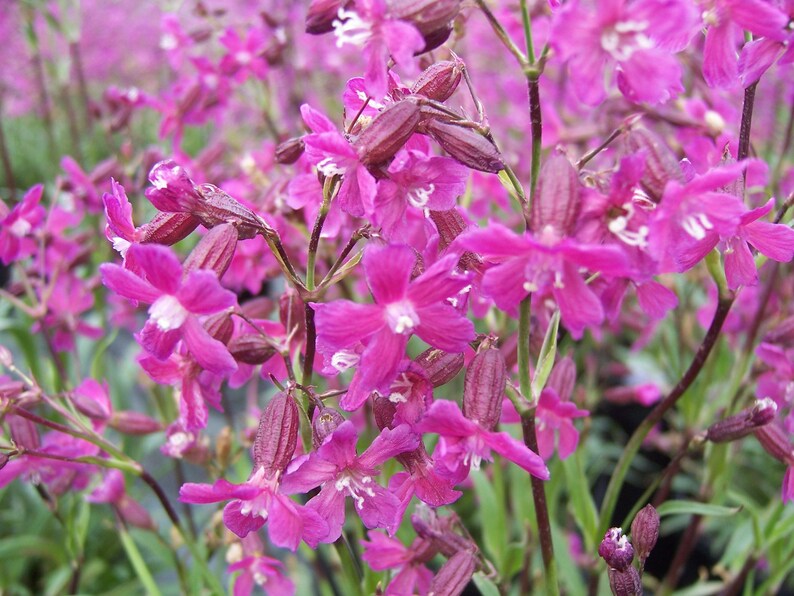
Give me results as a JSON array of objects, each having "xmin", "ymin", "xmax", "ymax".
[
  {"xmin": 597, "ymin": 297, "xmax": 734, "ymax": 536},
  {"xmin": 518, "ymin": 297, "xmax": 560, "ymax": 596},
  {"xmin": 117, "ymin": 517, "xmax": 163, "ymax": 596},
  {"xmin": 519, "ymin": 0, "xmax": 536, "ymax": 65}
]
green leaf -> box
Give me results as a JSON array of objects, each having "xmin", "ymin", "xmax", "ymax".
[
  {"xmin": 562, "ymin": 452, "xmax": 599, "ymax": 550},
  {"xmin": 471, "ymin": 572, "xmax": 500, "ymax": 596},
  {"xmin": 531, "ymin": 309, "xmax": 560, "ymax": 400},
  {"xmin": 656, "ymin": 500, "xmax": 741, "ymax": 518},
  {"xmin": 471, "ymin": 469, "xmax": 507, "ymax": 575}
]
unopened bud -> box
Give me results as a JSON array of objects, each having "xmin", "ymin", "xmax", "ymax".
[
  {"xmin": 532, "ymin": 155, "xmax": 581, "ymax": 236},
  {"xmin": 71, "ymin": 379, "xmax": 112, "ymax": 421},
  {"xmin": 306, "ymin": 0, "xmax": 350, "ymax": 34},
  {"xmin": 412, "ymin": 512, "xmax": 474, "ymax": 560},
  {"xmin": 411, "ymin": 58, "xmax": 463, "ymax": 102},
  {"xmin": 706, "ymin": 398, "xmax": 777, "ymax": 443},
  {"xmin": 354, "ymin": 99, "xmax": 422, "ymax": 166},
  {"xmin": 138, "ymin": 212, "xmax": 200, "ymax": 245},
  {"xmin": 415, "ymin": 348, "xmax": 465, "ymax": 387},
  {"xmin": 372, "ymin": 393, "xmax": 398, "ymax": 430},
  {"xmin": 9, "ymin": 414, "xmax": 39, "ymax": 450},
  {"xmin": 421, "ymin": 120, "xmax": 503, "ymax": 173},
  {"xmin": 755, "ymin": 422, "xmax": 794, "ymax": 465},
  {"xmin": 625, "ymin": 128, "xmax": 684, "ymax": 203},
  {"xmin": 228, "ymin": 334, "xmax": 277, "ymax": 365},
  {"xmin": 275, "ymin": 137, "xmax": 306, "ymax": 164},
  {"xmin": 598, "ymin": 528, "xmax": 634, "ymax": 571},
  {"xmin": 253, "ymin": 392, "xmax": 299, "ymax": 475},
  {"xmin": 428, "ymin": 209, "xmax": 481, "ymax": 272},
  {"xmin": 204, "ymin": 312, "xmax": 235, "ymax": 345},
  {"xmin": 462, "ymin": 346, "xmax": 507, "ymax": 431},
  {"xmin": 196, "ymin": 184, "xmax": 267, "ymax": 240},
  {"xmin": 607, "ymin": 566, "xmax": 642, "ymax": 596},
  {"xmin": 280, "ymin": 289, "xmax": 306, "ymax": 337},
  {"xmin": 387, "ymin": 0, "xmax": 461, "ymax": 38},
  {"xmin": 428, "ymin": 550, "xmax": 477, "ymax": 596},
  {"xmin": 183, "ymin": 224, "xmax": 239, "ymax": 278},
  {"xmin": 630, "ymin": 504, "xmax": 659, "ymax": 570},
  {"xmin": 313, "ymin": 407, "xmax": 345, "ymax": 448},
  {"xmin": 110, "ymin": 411, "xmax": 163, "ymax": 435},
  {"xmin": 0, "ymin": 453, "xmax": 9, "ymax": 471}
]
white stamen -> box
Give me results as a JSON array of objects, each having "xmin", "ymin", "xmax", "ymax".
[
  {"xmin": 149, "ymin": 295, "xmax": 188, "ymax": 330},
  {"xmin": 407, "ymin": 184, "xmax": 435, "ymax": 208},
  {"xmin": 160, "ymin": 33, "xmax": 178, "ymax": 51},
  {"xmin": 235, "ymin": 50, "xmax": 252, "ymax": 65},
  {"xmin": 316, "ymin": 157, "xmax": 345, "ymax": 177},
  {"xmin": 681, "ymin": 213, "xmax": 713, "ymax": 241},
  {"xmin": 385, "ymin": 301, "xmax": 420, "ymax": 334},
  {"xmin": 335, "ymin": 474, "xmax": 376, "ymax": 509},
  {"xmin": 331, "ymin": 350, "xmax": 360, "ymax": 372},
  {"xmin": 388, "ymin": 391, "xmax": 407, "ymax": 403},
  {"xmin": 333, "ymin": 8, "xmax": 372, "ymax": 48}
]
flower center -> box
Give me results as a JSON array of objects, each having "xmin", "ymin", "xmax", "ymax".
[
  {"xmin": 9, "ymin": 218, "xmax": 32, "ymax": 237},
  {"xmin": 407, "ymin": 184, "xmax": 435, "ymax": 208},
  {"xmin": 681, "ymin": 213, "xmax": 714, "ymax": 241},
  {"xmin": 600, "ymin": 20, "xmax": 652, "ymax": 61},
  {"xmin": 149, "ymin": 295, "xmax": 189, "ymax": 330},
  {"xmin": 331, "ymin": 349, "xmax": 360, "ymax": 372},
  {"xmin": 385, "ymin": 301, "xmax": 420, "ymax": 334},
  {"xmin": 334, "ymin": 473, "xmax": 376, "ymax": 509}
]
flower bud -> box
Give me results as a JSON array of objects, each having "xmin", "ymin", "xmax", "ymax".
[
  {"xmin": 630, "ymin": 504, "xmax": 659, "ymax": 570},
  {"xmin": 228, "ymin": 334, "xmax": 277, "ymax": 365},
  {"xmin": 196, "ymin": 184, "xmax": 267, "ymax": 240},
  {"xmin": 372, "ymin": 393, "xmax": 398, "ymax": 430},
  {"xmin": 755, "ymin": 422, "xmax": 794, "ymax": 465},
  {"xmin": 354, "ymin": 99, "xmax": 422, "ymax": 166},
  {"xmin": 532, "ymin": 155, "xmax": 581, "ymax": 236},
  {"xmin": 204, "ymin": 312, "xmax": 235, "ymax": 345},
  {"xmin": 625, "ymin": 128, "xmax": 684, "ymax": 203},
  {"xmin": 387, "ymin": 0, "xmax": 460, "ymax": 35},
  {"xmin": 71, "ymin": 379, "xmax": 112, "ymax": 421},
  {"xmin": 0, "ymin": 453, "xmax": 9, "ymax": 471},
  {"xmin": 598, "ymin": 528, "xmax": 634, "ymax": 571},
  {"xmin": 428, "ymin": 550, "xmax": 477, "ymax": 596},
  {"xmin": 306, "ymin": 0, "xmax": 350, "ymax": 34},
  {"xmin": 607, "ymin": 566, "xmax": 642, "ymax": 596},
  {"xmin": 109, "ymin": 411, "xmax": 163, "ymax": 435},
  {"xmin": 275, "ymin": 137, "xmax": 306, "ymax": 164},
  {"xmin": 8, "ymin": 413, "xmax": 39, "ymax": 450},
  {"xmin": 411, "ymin": 58, "xmax": 463, "ymax": 102},
  {"xmin": 253, "ymin": 392, "xmax": 299, "ymax": 475},
  {"xmin": 763, "ymin": 316, "xmax": 794, "ymax": 344},
  {"xmin": 705, "ymin": 398, "xmax": 777, "ymax": 443},
  {"xmin": 313, "ymin": 407, "xmax": 345, "ymax": 448},
  {"xmin": 421, "ymin": 120, "xmax": 503, "ymax": 173},
  {"xmin": 182, "ymin": 223, "xmax": 239, "ymax": 278},
  {"xmin": 138, "ymin": 212, "xmax": 200, "ymax": 245},
  {"xmin": 462, "ymin": 346, "xmax": 507, "ymax": 431},
  {"xmin": 412, "ymin": 510, "xmax": 474, "ymax": 560},
  {"xmin": 279, "ymin": 289, "xmax": 306, "ymax": 337},
  {"xmin": 414, "ymin": 348, "xmax": 465, "ymax": 387}
]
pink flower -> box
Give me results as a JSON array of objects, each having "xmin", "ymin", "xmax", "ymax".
[
  {"xmin": 0, "ymin": 184, "xmax": 45, "ymax": 265},
  {"xmin": 100, "ymin": 243, "xmax": 237, "ymax": 371},
  {"xmin": 551, "ymin": 0, "xmax": 697, "ymax": 104},
  {"xmin": 332, "ymin": 0, "xmax": 424, "ymax": 98},
  {"xmin": 229, "ymin": 554, "xmax": 294, "ymax": 596},
  {"xmin": 701, "ymin": 0, "xmax": 789, "ymax": 87},
  {"xmin": 417, "ymin": 400, "xmax": 550, "ymax": 482},
  {"xmin": 314, "ymin": 243, "xmax": 475, "ymax": 410},
  {"xmin": 458, "ymin": 222, "xmax": 630, "ymax": 339},
  {"xmin": 281, "ymin": 421, "xmax": 419, "ymax": 541},
  {"xmin": 219, "ymin": 26, "xmax": 270, "ymax": 83},
  {"xmin": 361, "ymin": 531, "xmax": 434, "ymax": 595},
  {"xmin": 180, "ymin": 466, "xmax": 328, "ymax": 550}
]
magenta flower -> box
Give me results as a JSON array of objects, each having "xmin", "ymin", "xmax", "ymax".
[
  {"xmin": 100, "ymin": 243, "xmax": 237, "ymax": 372},
  {"xmin": 219, "ymin": 26, "xmax": 270, "ymax": 83},
  {"xmin": 0, "ymin": 184, "xmax": 45, "ymax": 265},
  {"xmin": 314, "ymin": 243, "xmax": 475, "ymax": 410},
  {"xmin": 361, "ymin": 531, "xmax": 434, "ymax": 596},
  {"xmin": 551, "ymin": 0, "xmax": 697, "ymax": 104},
  {"xmin": 180, "ymin": 466, "xmax": 328, "ymax": 550},
  {"xmin": 536, "ymin": 388, "xmax": 589, "ymax": 460},
  {"xmin": 332, "ymin": 0, "xmax": 424, "ymax": 98},
  {"xmin": 374, "ymin": 149, "xmax": 469, "ymax": 237},
  {"xmin": 417, "ymin": 399, "xmax": 550, "ymax": 483},
  {"xmin": 301, "ymin": 104, "xmax": 377, "ymax": 218},
  {"xmin": 228, "ymin": 554, "xmax": 294, "ymax": 596},
  {"xmin": 281, "ymin": 421, "xmax": 419, "ymax": 541},
  {"xmin": 701, "ymin": 0, "xmax": 789, "ymax": 87},
  {"xmin": 722, "ymin": 199, "xmax": 794, "ymax": 290},
  {"xmin": 458, "ymin": 223, "xmax": 630, "ymax": 339}
]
